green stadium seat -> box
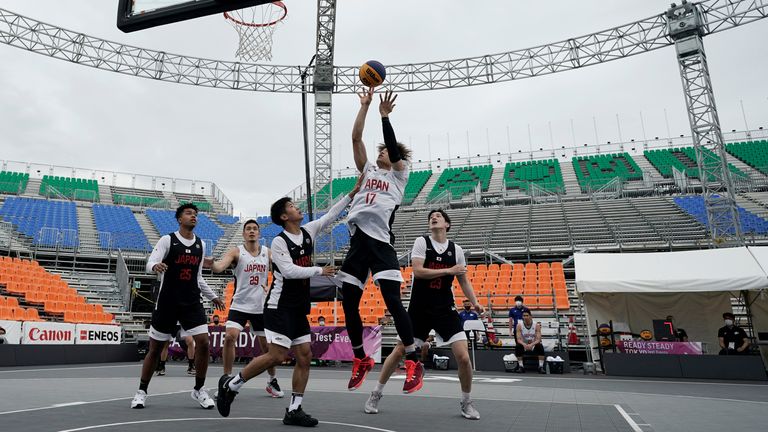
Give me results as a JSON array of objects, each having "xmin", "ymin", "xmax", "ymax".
[
  {"xmin": 504, "ymin": 159, "xmax": 564, "ymax": 194},
  {"xmin": 572, "ymin": 152, "xmax": 642, "ymax": 192},
  {"xmin": 428, "ymin": 165, "xmax": 493, "ymax": 201},
  {"xmin": 726, "ymin": 140, "xmax": 768, "ymax": 175},
  {"xmin": 39, "ymin": 175, "xmax": 99, "ymax": 202},
  {"xmin": 644, "ymin": 146, "xmax": 745, "ymax": 180},
  {"xmin": 0, "ymin": 171, "xmax": 29, "ymax": 194}
]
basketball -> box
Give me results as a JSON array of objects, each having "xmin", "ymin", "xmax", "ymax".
[{"xmin": 359, "ymin": 60, "xmax": 386, "ymax": 87}]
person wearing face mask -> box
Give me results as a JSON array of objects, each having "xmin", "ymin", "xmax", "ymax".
[
  {"xmin": 718, "ymin": 312, "xmax": 750, "ymax": 355},
  {"xmin": 317, "ymin": 316, "xmax": 326, "ymax": 327},
  {"xmin": 508, "ymin": 295, "xmax": 531, "ymax": 339}
]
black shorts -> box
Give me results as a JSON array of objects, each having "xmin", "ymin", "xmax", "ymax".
[
  {"xmin": 226, "ymin": 309, "xmax": 265, "ymax": 335},
  {"xmin": 149, "ymin": 302, "xmax": 207, "ymax": 342},
  {"xmin": 338, "ymin": 229, "xmax": 402, "ymax": 287},
  {"xmin": 515, "ymin": 342, "xmax": 545, "ymax": 357},
  {"xmin": 407, "ymin": 302, "xmax": 466, "ymax": 346},
  {"xmin": 263, "ymin": 307, "xmax": 311, "ymax": 349}
]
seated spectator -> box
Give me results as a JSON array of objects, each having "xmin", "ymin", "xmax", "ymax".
[
  {"xmin": 515, "ymin": 311, "xmax": 546, "ymax": 374},
  {"xmin": 508, "ymin": 295, "xmax": 531, "ymax": 339},
  {"xmin": 318, "ymin": 316, "xmax": 326, "ymax": 327},
  {"xmin": 0, "ymin": 326, "xmax": 7, "ymax": 344},
  {"xmin": 210, "ymin": 315, "xmax": 221, "ymax": 326},
  {"xmin": 459, "ymin": 299, "xmax": 480, "ymax": 344},
  {"xmin": 666, "ymin": 315, "xmax": 688, "ymax": 342},
  {"xmin": 718, "ymin": 312, "xmax": 750, "ymax": 355}
]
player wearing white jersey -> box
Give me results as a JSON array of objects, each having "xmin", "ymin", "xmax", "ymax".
[
  {"xmin": 206, "ymin": 220, "xmax": 283, "ymax": 398},
  {"xmin": 338, "ymin": 88, "xmax": 422, "ymax": 393},
  {"xmin": 515, "ymin": 310, "xmax": 546, "ymax": 374}
]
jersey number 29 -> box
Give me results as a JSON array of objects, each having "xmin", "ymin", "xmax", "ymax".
[{"xmin": 249, "ymin": 275, "xmax": 260, "ymax": 286}]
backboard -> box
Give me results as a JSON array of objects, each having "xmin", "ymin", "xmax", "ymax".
[{"xmin": 117, "ymin": 0, "xmax": 275, "ymax": 33}]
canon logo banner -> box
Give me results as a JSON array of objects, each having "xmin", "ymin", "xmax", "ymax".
[{"xmin": 22, "ymin": 322, "xmax": 76, "ymax": 345}]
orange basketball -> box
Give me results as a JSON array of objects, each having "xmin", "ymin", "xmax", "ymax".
[{"xmin": 359, "ymin": 60, "xmax": 386, "ymax": 87}]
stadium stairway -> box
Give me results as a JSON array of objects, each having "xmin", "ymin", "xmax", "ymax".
[
  {"xmin": 723, "ymin": 151, "xmax": 767, "ymax": 179},
  {"xmin": 20, "ymin": 178, "xmax": 41, "ymax": 198},
  {"xmin": 634, "ymin": 153, "xmax": 664, "ymax": 178},
  {"xmin": 213, "ymin": 220, "xmax": 243, "ymax": 258},
  {"xmin": 162, "ymin": 191, "xmax": 179, "ymax": 209},
  {"xmin": 412, "ymin": 169, "xmax": 442, "ymax": 205},
  {"xmin": 97, "ymin": 184, "xmax": 113, "ymax": 204},
  {"xmin": 51, "ymin": 270, "xmax": 124, "ymax": 313},
  {"xmin": 76, "ymin": 206, "xmax": 98, "ymax": 242},
  {"xmin": 486, "ymin": 165, "xmax": 506, "ymax": 198},
  {"xmin": 559, "ymin": 160, "xmax": 582, "ymax": 196},
  {"xmin": 134, "ymin": 212, "xmax": 160, "ymax": 246}
]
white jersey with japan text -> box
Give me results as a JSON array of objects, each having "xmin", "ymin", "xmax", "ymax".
[
  {"xmin": 347, "ymin": 160, "xmax": 409, "ymax": 244},
  {"xmin": 230, "ymin": 245, "xmax": 270, "ymax": 314}
]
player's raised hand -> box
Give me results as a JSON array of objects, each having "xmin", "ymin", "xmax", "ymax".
[
  {"xmin": 349, "ymin": 172, "xmax": 365, "ymax": 198},
  {"xmin": 379, "ymin": 89, "xmax": 397, "ymax": 117},
  {"xmin": 358, "ymin": 87, "xmax": 374, "ymax": 106}
]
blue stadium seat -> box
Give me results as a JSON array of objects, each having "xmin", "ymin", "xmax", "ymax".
[
  {"xmin": 93, "ymin": 204, "xmax": 151, "ymax": 251},
  {"xmin": 217, "ymin": 215, "xmax": 240, "ymax": 225},
  {"xmin": 673, "ymin": 195, "xmax": 768, "ymax": 235},
  {"xmin": 0, "ymin": 197, "xmax": 78, "ymax": 247},
  {"xmin": 146, "ymin": 209, "xmax": 224, "ymax": 255}
]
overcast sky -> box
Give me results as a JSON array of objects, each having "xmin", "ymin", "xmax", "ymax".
[{"xmin": 0, "ymin": 0, "xmax": 766, "ymax": 216}]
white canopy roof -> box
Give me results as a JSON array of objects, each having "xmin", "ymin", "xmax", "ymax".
[{"xmin": 575, "ymin": 247, "xmax": 768, "ymax": 293}]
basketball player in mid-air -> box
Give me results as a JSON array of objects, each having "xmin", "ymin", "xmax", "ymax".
[
  {"xmin": 131, "ymin": 203, "xmax": 224, "ymax": 409},
  {"xmin": 337, "ymin": 88, "xmax": 423, "ymax": 393},
  {"xmin": 206, "ymin": 219, "xmax": 284, "ymax": 398},
  {"xmin": 364, "ymin": 210, "xmax": 482, "ymax": 419},
  {"xmin": 217, "ymin": 176, "xmax": 362, "ymax": 427}
]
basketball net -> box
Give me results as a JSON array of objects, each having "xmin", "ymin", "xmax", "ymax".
[{"xmin": 224, "ymin": 1, "xmax": 287, "ymax": 62}]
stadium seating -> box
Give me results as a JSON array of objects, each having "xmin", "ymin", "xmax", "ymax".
[
  {"xmin": 673, "ymin": 195, "xmax": 768, "ymax": 235},
  {"xmin": 573, "ymin": 153, "xmax": 642, "ymax": 191},
  {"xmin": 0, "ymin": 257, "xmax": 113, "ymax": 324},
  {"xmin": 645, "ymin": 147, "xmax": 745, "ymax": 180},
  {"xmin": 504, "ymin": 159, "xmax": 564, "ymax": 194},
  {"xmin": 92, "ymin": 204, "xmax": 151, "ymax": 251},
  {"xmin": 428, "ymin": 165, "xmax": 493, "ymax": 201},
  {"xmin": 39, "ymin": 175, "xmax": 99, "ymax": 201},
  {"xmin": 402, "ymin": 170, "xmax": 432, "ymax": 205},
  {"xmin": 217, "ymin": 215, "xmax": 240, "ymax": 225},
  {"xmin": 112, "ymin": 193, "xmax": 167, "ymax": 207},
  {"xmin": 0, "ymin": 171, "xmax": 29, "ymax": 194},
  {"xmin": 726, "ymin": 140, "xmax": 768, "ymax": 175},
  {"xmin": 146, "ymin": 209, "xmax": 224, "ymax": 255},
  {"xmin": 178, "ymin": 200, "xmax": 212, "ymax": 212},
  {"xmin": 0, "ymin": 197, "xmax": 78, "ymax": 247}
]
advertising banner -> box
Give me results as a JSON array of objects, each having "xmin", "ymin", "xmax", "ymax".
[
  {"xmin": 170, "ymin": 325, "xmax": 382, "ymax": 362},
  {"xmin": 75, "ymin": 324, "xmax": 122, "ymax": 345},
  {"xmin": 0, "ymin": 320, "xmax": 22, "ymax": 344},
  {"xmin": 616, "ymin": 340, "xmax": 703, "ymax": 355},
  {"xmin": 21, "ymin": 321, "xmax": 76, "ymax": 345}
]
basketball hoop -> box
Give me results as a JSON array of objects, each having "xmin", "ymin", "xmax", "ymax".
[{"xmin": 224, "ymin": 1, "xmax": 287, "ymax": 62}]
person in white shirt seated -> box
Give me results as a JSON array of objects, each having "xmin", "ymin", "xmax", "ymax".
[{"xmin": 515, "ymin": 311, "xmax": 546, "ymax": 374}]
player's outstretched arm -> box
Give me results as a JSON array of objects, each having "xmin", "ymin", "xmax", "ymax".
[
  {"xmin": 352, "ymin": 87, "xmax": 373, "ymax": 171},
  {"xmin": 204, "ymin": 247, "xmax": 238, "ymax": 273},
  {"xmin": 379, "ymin": 90, "xmax": 405, "ymax": 172}
]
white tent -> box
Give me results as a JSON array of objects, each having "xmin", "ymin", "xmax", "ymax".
[{"xmin": 575, "ymin": 247, "xmax": 768, "ymax": 354}]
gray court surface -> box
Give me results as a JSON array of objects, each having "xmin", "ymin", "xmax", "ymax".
[{"xmin": 0, "ymin": 362, "xmax": 766, "ymax": 432}]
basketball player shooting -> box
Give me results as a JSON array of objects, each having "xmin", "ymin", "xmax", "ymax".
[{"xmin": 338, "ymin": 88, "xmax": 423, "ymax": 393}]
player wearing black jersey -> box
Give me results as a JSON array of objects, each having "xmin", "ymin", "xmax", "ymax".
[
  {"xmin": 131, "ymin": 203, "xmax": 224, "ymax": 410},
  {"xmin": 363, "ymin": 210, "xmax": 482, "ymax": 420},
  {"xmin": 217, "ymin": 177, "xmax": 362, "ymax": 427}
]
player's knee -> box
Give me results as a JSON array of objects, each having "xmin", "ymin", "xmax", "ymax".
[
  {"xmin": 295, "ymin": 352, "xmax": 312, "ymax": 368},
  {"xmin": 195, "ymin": 337, "xmax": 210, "ymax": 352},
  {"xmin": 455, "ymin": 350, "xmax": 471, "ymax": 367},
  {"xmin": 224, "ymin": 332, "xmax": 238, "ymax": 345}
]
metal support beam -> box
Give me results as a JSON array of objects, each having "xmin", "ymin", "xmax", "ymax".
[
  {"xmin": 668, "ymin": 1, "xmax": 743, "ymax": 246},
  {"xmin": 312, "ymin": 0, "xmax": 337, "ymax": 261}
]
